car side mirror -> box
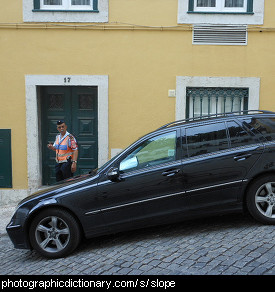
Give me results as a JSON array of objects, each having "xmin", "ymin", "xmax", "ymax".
[
  {"xmin": 107, "ymin": 167, "xmax": 121, "ymax": 182},
  {"xmin": 119, "ymin": 156, "xmax": 138, "ymax": 171}
]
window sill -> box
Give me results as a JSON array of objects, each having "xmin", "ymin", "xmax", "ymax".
[
  {"xmin": 187, "ymin": 11, "xmax": 254, "ymax": 15},
  {"xmin": 32, "ymin": 9, "xmax": 99, "ymax": 13}
]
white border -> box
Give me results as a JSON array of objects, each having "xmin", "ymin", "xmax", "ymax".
[
  {"xmin": 23, "ymin": 0, "xmax": 108, "ymax": 23},
  {"xmin": 25, "ymin": 75, "xmax": 109, "ymax": 193},
  {"xmin": 178, "ymin": 0, "xmax": 264, "ymax": 25},
  {"xmin": 176, "ymin": 76, "xmax": 260, "ymax": 120}
]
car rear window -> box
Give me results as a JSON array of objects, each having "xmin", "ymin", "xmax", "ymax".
[{"xmin": 244, "ymin": 118, "xmax": 275, "ymax": 141}]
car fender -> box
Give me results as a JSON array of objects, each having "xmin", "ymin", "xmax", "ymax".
[{"xmin": 26, "ymin": 197, "xmax": 84, "ymax": 235}]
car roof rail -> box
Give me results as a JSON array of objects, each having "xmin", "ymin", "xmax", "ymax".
[{"xmin": 158, "ymin": 109, "xmax": 275, "ymax": 130}]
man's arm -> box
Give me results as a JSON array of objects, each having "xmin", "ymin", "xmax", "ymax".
[
  {"xmin": 69, "ymin": 135, "xmax": 78, "ymax": 173},
  {"xmin": 71, "ymin": 149, "xmax": 78, "ymax": 173},
  {"xmin": 47, "ymin": 143, "xmax": 56, "ymax": 151}
]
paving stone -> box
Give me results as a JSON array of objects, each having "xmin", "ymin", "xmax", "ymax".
[{"xmin": 1, "ymin": 214, "xmax": 274, "ymax": 275}]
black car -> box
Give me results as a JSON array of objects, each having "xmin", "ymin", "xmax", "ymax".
[{"xmin": 6, "ymin": 110, "xmax": 275, "ymax": 258}]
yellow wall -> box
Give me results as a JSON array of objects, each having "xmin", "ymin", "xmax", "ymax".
[
  {"xmin": 1, "ymin": 0, "xmax": 275, "ymax": 192},
  {"xmin": 109, "ymin": 0, "xmax": 179, "ymax": 26}
]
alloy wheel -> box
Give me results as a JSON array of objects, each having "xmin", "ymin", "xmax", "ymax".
[
  {"xmin": 35, "ymin": 215, "xmax": 70, "ymax": 253},
  {"xmin": 255, "ymin": 182, "xmax": 275, "ymax": 219}
]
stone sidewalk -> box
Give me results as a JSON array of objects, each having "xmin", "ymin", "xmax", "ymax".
[
  {"xmin": 1, "ymin": 212, "xmax": 274, "ymax": 275},
  {"xmin": 0, "ymin": 204, "xmax": 16, "ymax": 236}
]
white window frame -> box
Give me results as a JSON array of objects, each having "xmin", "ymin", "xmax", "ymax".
[
  {"xmin": 176, "ymin": 76, "xmax": 260, "ymax": 120},
  {"xmin": 194, "ymin": 0, "xmax": 247, "ymax": 13},
  {"xmin": 40, "ymin": 0, "xmax": 94, "ymax": 11},
  {"xmin": 23, "ymin": 0, "xmax": 108, "ymax": 23},
  {"xmin": 178, "ymin": 0, "xmax": 264, "ymax": 25}
]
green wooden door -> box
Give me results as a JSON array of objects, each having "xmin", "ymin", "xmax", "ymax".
[
  {"xmin": 41, "ymin": 86, "xmax": 98, "ymax": 185},
  {"xmin": 0, "ymin": 129, "xmax": 12, "ymax": 188}
]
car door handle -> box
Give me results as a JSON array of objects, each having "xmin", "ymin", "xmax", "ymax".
[
  {"xmin": 234, "ymin": 153, "xmax": 252, "ymax": 161},
  {"xmin": 162, "ymin": 169, "xmax": 180, "ymax": 177}
]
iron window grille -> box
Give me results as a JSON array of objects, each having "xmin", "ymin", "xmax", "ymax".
[{"xmin": 186, "ymin": 87, "xmax": 249, "ymax": 118}]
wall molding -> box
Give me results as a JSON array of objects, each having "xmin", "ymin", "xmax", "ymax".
[{"xmin": 176, "ymin": 76, "xmax": 260, "ymax": 120}]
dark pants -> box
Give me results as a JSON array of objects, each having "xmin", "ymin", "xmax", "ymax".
[{"xmin": 55, "ymin": 160, "xmax": 73, "ymax": 182}]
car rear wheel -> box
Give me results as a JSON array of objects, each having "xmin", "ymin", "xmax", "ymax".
[
  {"xmin": 246, "ymin": 175, "xmax": 275, "ymax": 225},
  {"xmin": 29, "ymin": 208, "xmax": 81, "ymax": 258}
]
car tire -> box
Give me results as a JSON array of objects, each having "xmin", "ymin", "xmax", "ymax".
[
  {"xmin": 246, "ymin": 175, "xmax": 275, "ymax": 225},
  {"xmin": 29, "ymin": 208, "xmax": 81, "ymax": 258}
]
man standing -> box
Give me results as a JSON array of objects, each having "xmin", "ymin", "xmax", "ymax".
[{"xmin": 47, "ymin": 120, "xmax": 78, "ymax": 182}]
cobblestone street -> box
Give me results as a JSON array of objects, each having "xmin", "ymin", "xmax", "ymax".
[{"xmin": 1, "ymin": 213, "xmax": 274, "ymax": 276}]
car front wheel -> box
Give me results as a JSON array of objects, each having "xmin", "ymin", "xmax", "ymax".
[
  {"xmin": 29, "ymin": 208, "xmax": 81, "ymax": 258},
  {"xmin": 246, "ymin": 175, "xmax": 275, "ymax": 225}
]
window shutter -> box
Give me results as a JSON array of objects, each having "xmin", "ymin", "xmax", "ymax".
[
  {"xmin": 0, "ymin": 130, "xmax": 12, "ymax": 188},
  {"xmin": 188, "ymin": 0, "xmax": 194, "ymax": 12},
  {"xmin": 33, "ymin": 0, "xmax": 40, "ymax": 9},
  {"xmin": 93, "ymin": 0, "xmax": 98, "ymax": 11},
  {"xmin": 247, "ymin": 0, "xmax": 254, "ymax": 13}
]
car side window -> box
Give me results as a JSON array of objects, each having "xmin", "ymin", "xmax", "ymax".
[
  {"xmin": 186, "ymin": 123, "xmax": 228, "ymax": 157},
  {"xmin": 227, "ymin": 121, "xmax": 257, "ymax": 147},
  {"xmin": 245, "ymin": 118, "xmax": 275, "ymax": 142},
  {"xmin": 119, "ymin": 131, "xmax": 177, "ymax": 172}
]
